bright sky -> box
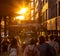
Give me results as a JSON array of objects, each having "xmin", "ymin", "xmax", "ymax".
[
  {"xmin": 16, "ymin": 8, "xmax": 28, "ymax": 14},
  {"xmin": 16, "ymin": 16, "xmax": 25, "ymax": 20}
]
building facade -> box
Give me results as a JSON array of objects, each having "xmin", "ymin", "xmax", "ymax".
[
  {"xmin": 30, "ymin": 0, "xmax": 39, "ymax": 21},
  {"xmin": 39, "ymin": 0, "xmax": 60, "ymax": 36}
]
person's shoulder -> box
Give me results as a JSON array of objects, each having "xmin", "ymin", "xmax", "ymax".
[
  {"xmin": 25, "ymin": 45, "xmax": 30, "ymax": 49},
  {"xmin": 54, "ymin": 41, "xmax": 59, "ymax": 47},
  {"xmin": 55, "ymin": 41, "xmax": 59, "ymax": 44},
  {"xmin": 26, "ymin": 45, "xmax": 30, "ymax": 47},
  {"xmin": 37, "ymin": 43, "xmax": 48, "ymax": 49}
]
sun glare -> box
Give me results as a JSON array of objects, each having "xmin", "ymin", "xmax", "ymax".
[
  {"xmin": 16, "ymin": 16, "xmax": 25, "ymax": 20},
  {"xmin": 17, "ymin": 8, "xmax": 28, "ymax": 14}
]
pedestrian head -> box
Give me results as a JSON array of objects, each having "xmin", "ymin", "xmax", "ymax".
[
  {"xmin": 49, "ymin": 35, "xmax": 55, "ymax": 41},
  {"xmin": 11, "ymin": 38, "xmax": 18, "ymax": 48},
  {"xmin": 39, "ymin": 36, "xmax": 45, "ymax": 44},
  {"xmin": 29, "ymin": 38, "xmax": 35, "ymax": 45}
]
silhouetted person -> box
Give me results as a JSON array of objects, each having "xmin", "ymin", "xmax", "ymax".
[
  {"xmin": 48, "ymin": 35, "xmax": 59, "ymax": 56},
  {"xmin": 37, "ymin": 36, "xmax": 56, "ymax": 56},
  {"xmin": 23, "ymin": 38, "xmax": 40, "ymax": 56},
  {"xmin": 9, "ymin": 38, "xmax": 19, "ymax": 56}
]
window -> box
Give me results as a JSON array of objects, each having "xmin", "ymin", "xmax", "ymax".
[
  {"xmin": 44, "ymin": 12, "xmax": 46, "ymax": 21},
  {"xmin": 56, "ymin": 4, "xmax": 57, "ymax": 16},
  {"xmin": 59, "ymin": 2, "xmax": 60, "ymax": 16},
  {"xmin": 43, "ymin": 0, "xmax": 44, "ymax": 5},
  {"xmin": 46, "ymin": 10, "xmax": 47, "ymax": 20},
  {"xmin": 46, "ymin": 0, "xmax": 47, "ymax": 2},
  {"xmin": 31, "ymin": 2, "xmax": 34, "ymax": 7},
  {"xmin": 45, "ymin": 0, "xmax": 47, "ymax": 3}
]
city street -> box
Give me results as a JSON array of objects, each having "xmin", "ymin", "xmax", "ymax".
[{"xmin": 0, "ymin": 0, "xmax": 60, "ymax": 56}]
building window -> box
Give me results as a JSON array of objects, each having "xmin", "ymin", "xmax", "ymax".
[
  {"xmin": 46, "ymin": 10, "xmax": 47, "ymax": 20},
  {"xmin": 31, "ymin": 2, "xmax": 34, "ymax": 8},
  {"xmin": 56, "ymin": 4, "xmax": 57, "ymax": 16},
  {"xmin": 43, "ymin": 0, "xmax": 47, "ymax": 5},
  {"xmin": 31, "ymin": 0, "xmax": 33, "ymax": 2},
  {"xmin": 45, "ymin": 0, "xmax": 47, "ymax": 3},
  {"xmin": 49, "ymin": 5, "xmax": 56, "ymax": 19},
  {"xmin": 51, "ymin": 7, "xmax": 56, "ymax": 18},
  {"xmin": 43, "ymin": 0, "xmax": 44, "ymax": 5},
  {"xmin": 59, "ymin": 2, "xmax": 60, "ymax": 16},
  {"xmin": 46, "ymin": 0, "xmax": 47, "ymax": 2},
  {"xmin": 43, "ymin": 13, "xmax": 45, "ymax": 22},
  {"xmin": 44, "ymin": 12, "xmax": 46, "ymax": 21}
]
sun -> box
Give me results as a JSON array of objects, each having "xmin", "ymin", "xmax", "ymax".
[
  {"xmin": 16, "ymin": 8, "xmax": 28, "ymax": 14},
  {"xmin": 16, "ymin": 16, "xmax": 25, "ymax": 20}
]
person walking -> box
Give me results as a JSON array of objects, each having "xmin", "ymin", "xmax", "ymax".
[
  {"xmin": 23, "ymin": 38, "xmax": 40, "ymax": 56},
  {"xmin": 9, "ymin": 38, "xmax": 20, "ymax": 56},
  {"xmin": 37, "ymin": 36, "xmax": 56, "ymax": 56},
  {"xmin": 47, "ymin": 35, "xmax": 59, "ymax": 56}
]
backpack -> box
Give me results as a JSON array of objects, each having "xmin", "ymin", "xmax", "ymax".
[
  {"xmin": 27, "ymin": 46, "xmax": 36, "ymax": 56},
  {"xmin": 37, "ymin": 43, "xmax": 56, "ymax": 56},
  {"xmin": 9, "ymin": 48, "xmax": 18, "ymax": 56},
  {"xmin": 46, "ymin": 43, "xmax": 56, "ymax": 56}
]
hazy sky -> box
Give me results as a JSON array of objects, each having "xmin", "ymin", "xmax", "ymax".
[
  {"xmin": 0, "ymin": 0, "xmax": 29, "ymax": 15},
  {"xmin": 0, "ymin": 0, "xmax": 22, "ymax": 7},
  {"xmin": 0, "ymin": 0, "xmax": 23, "ymax": 13}
]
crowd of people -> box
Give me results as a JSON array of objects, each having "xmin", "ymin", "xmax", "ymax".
[{"xmin": 0, "ymin": 35, "xmax": 60, "ymax": 56}]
